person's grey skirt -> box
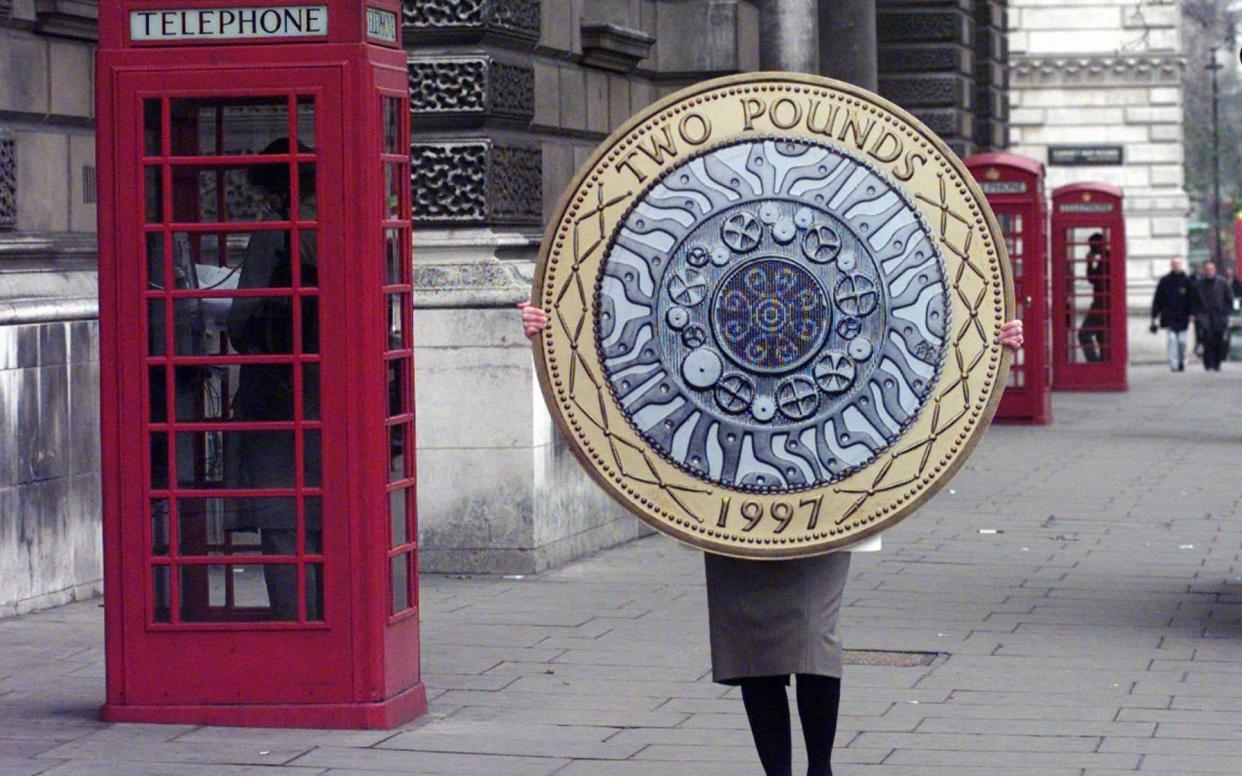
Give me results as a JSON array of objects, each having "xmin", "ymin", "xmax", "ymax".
[{"xmin": 704, "ymin": 551, "xmax": 851, "ymax": 685}]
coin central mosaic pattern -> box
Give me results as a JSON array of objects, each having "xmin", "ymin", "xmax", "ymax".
[
  {"xmin": 712, "ymin": 257, "xmax": 829, "ymax": 372},
  {"xmin": 596, "ymin": 139, "xmax": 950, "ymax": 492}
]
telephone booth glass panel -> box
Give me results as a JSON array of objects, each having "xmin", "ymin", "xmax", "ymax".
[
  {"xmin": 965, "ymin": 153, "xmax": 1052, "ymax": 424},
  {"xmin": 380, "ymin": 90, "xmax": 416, "ymax": 619},
  {"xmin": 112, "ymin": 70, "xmax": 355, "ymax": 707},
  {"xmin": 142, "ymin": 91, "xmax": 328, "ymax": 626},
  {"xmin": 1050, "ymin": 184, "xmax": 1128, "ymax": 391}
]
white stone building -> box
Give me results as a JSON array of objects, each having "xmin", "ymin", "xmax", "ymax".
[{"xmin": 1008, "ymin": 0, "xmax": 1188, "ymax": 362}]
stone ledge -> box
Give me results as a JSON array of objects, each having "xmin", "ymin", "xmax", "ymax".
[
  {"xmin": 580, "ymin": 23, "xmax": 655, "ymax": 73},
  {"xmin": 420, "ymin": 514, "xmax": 650, "ymax": 575},
  {"xmin": 0, "ymin": 578, "xmax": 101, "ymax": 620}
]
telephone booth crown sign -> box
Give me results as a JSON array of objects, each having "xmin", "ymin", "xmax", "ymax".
[
  {"xmin": 964, "ymin": 152, "xmax": 1052, "ymax": 424},
  {"xmin": 96, "ymin": 0, "xmax": 424, "ymax": 727},
  {"xmin": 1050, "ymin": 182, "xmax": 1128, "ymax": 391}
]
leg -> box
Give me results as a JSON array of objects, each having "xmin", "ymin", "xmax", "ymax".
[
  {"xmin": 1166, "ymin": 329, "xmax": 1178, "ymax": 371},
  {"xmin": 796, "ymin": 674, "xmax": 842, "ymax": 776},
  {"xmin": 740, "ymin": 676, "xmax": 793, "ymax": 776},
  {"xmin": 1176, "ymin": 330, "xmax": 1187, "ymax": 370},
  {"xmin": 1077, "ymin": 325, "xmax": 1098, "ymax": 363},
  {"xmin": 1203, "ymin": 328, "xmax": 1219, "ymax": 370},
  {"xmin": 260, "ymin": 528, "xmax": 299, "ymax": 621}
]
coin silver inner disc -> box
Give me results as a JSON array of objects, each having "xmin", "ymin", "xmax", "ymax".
[{"xmin": 596, "ymin": 138, "xmax": 950, "ymax": 493}]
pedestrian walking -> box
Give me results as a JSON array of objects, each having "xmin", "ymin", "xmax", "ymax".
[
  {"xmin": 1078, "ymin": 233, "xmax": 1110, "ymax": 363},
  {"xmin": 1226, "ymin": 267, "xmax": 1242, "ymax": 305},
  {"xmin": 1150, "ymin": 256, "xmax": 1194, "ymax": 371},
  {"xmin": 518, "ymin": 301, "xmax": 1022, "ymax": 776},
  {"xmin": 1192, "ymin": 261, "xmax": 1235, "ymax": 372}
]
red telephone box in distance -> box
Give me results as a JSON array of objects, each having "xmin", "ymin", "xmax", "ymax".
[
  {"xmin": 965, "ymin": 152, "xmax": 1052, "ymax": 424},
  {"xmin": 1050, "ymin": 183, "xmax": 1128, "ymax": 391},
  {"xmin": 96, "ymin": 0, "xmax": 424, "ymax": 728}
]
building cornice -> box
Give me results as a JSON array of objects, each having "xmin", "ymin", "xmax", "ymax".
[{"xmin": 1013, "ymin": 53, "xmax": 1184, "ymax": 85}]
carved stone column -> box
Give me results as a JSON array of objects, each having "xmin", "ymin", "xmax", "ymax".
[
  {"xmin": 759, "ymin": 0, "xmax": 818, "ymax": 73},
  {"xmin": 405, "ymin": 1, "xmax": 587, "ymax": 574},
  {"xmin": 819, "ymin": 0, "xmax": 877, "ymax": 90}
]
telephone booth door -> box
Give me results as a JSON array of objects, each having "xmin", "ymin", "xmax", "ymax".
[
  {"xmin": 1050, "ymin": 183, "xmax": 1128, "ymax": 391},
  {"xmin": 965, "ymin": 153, "xmax": 1052, "ymax": 424},
  {"xmin": 97, "ymin": 1, "xmax": 424, "ymax": 728}
]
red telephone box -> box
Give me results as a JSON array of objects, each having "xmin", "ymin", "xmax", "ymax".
[
  {"xmin": 965, "ymin": 152, "xmax": 1052, "ymax": 424},
  {"xmin": 96, "ymin": 0, "xmax": 424, "ymax": 727},
  {"xmin": 1050, "ymin": 183, "xmax": 1128, "ymax": 391}
]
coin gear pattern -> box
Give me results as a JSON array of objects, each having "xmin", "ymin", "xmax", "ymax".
[{"xmin": 598, "ymin": 139, "xmax": 949, "ymax": 492}]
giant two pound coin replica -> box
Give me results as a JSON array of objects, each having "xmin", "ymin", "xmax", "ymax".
[{"xmin": 533, "ymin": 73, "xmax": 1013, "ymax": 558}]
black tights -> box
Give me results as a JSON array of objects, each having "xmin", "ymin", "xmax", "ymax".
[{"xmin": 740, "ymin": 674, "xmax": 840, "ymax": 776}]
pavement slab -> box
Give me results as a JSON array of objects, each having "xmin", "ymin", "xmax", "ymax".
[{"xmin": 1, "ymin": 366, "xmax": 1241, "ymax": 775}]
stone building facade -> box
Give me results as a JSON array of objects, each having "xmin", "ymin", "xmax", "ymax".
[
  {"xmin": 0, "ymin": 0, "xmax": 102, "ymax": 616},
  {"xmin": 1007, "ymin": 0, "xmax": 1188, "ymax": 362}
]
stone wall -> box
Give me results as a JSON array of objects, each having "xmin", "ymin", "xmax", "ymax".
[
  {"xmin": 1007, "ymin": 0, "xmax": 1189, "ymax": 362},
  {"xmin": 0, "ymin": 245, "xmax": 100, "ymax": 617},
  {"xmin": 0, "ymin": 2, "xmax": 101, "ymax": 615}
]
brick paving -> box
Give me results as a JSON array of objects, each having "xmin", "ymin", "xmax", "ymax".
[{"xmin": 1, "ymin": 364, "xmax": 1241, "ymax": 775}]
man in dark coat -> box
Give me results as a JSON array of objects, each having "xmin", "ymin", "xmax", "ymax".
[
  {"xmin": 1193, "ymin": 261, "xmax": 1235, "ymax": 371},
  {"xmin": 1150, "ymin": 257, "xmax": 1194, "ymax": 371}
]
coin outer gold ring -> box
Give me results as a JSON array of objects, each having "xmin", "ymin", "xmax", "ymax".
[{"xmin": 532, "ymin": 72, "xmax": 1014, "ymax": 559}]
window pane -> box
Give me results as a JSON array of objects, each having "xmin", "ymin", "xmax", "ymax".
[
  {"xmin": 148, "ymin": 299, "xmax": 166, "ymax": 356},
  {"xmin": 304, "ymin": 429, "xmax": 322, "ymax": 487},
  {"xmin": 297, "ymin": 164, "xmax": 316, "ymax": 220},
  {"xmin": 384, "ymin": 163, "xmax": 401, "ymax": 219},
  {"xmin": 386, "ymin": 293, "xmax": 407, "ymax": 351},
  {"xmin": 144, "ymin": 98, "xmax": 162, "ymax": 156},
  {"xmin": 384, "ymin": 228, "xmax": 402, "ymax": 285},
  {"xmin": 390, "ymin": 487, "xmax": 407, "ymax": 547},
  {"xmin": 180, "ymin": 164, "xmax": 286, "ymax": 223},
  {"xmin": 225, "ymin": 295, "xmax": 296, "ymax": 355},
  {"xmin": 179, "ymin": 563, "xmax": 298, "ymax": 622},
  {"xmin": 388, "ymin": 423, "xmax": 406, "ymax": 483},
  {"xmin": 151, "ymin": 432, "xmax": 168, "ymax": 490},
  {"xmin": 146, "ymin": 232, "xmax": 165, "ymax": 289},
  {"xmin": 176, "ymin": 430, "xmax": 295, "ymax": 489},
  {"xmin": 153, "ymin": 566, "xmax": 171, "ymax": 623},
  {"xmin": 302, "ymin": 295, "xmax": 319, "ymax": 354},
  {"xmin": 145, "ymin": 166, "xmax": 163, "ymax": 223},
  {"xmin": 382, "ymin": 97, "xmax": 400, "ymax": 154},
  {"xmin": 178, "ymin": 497, "xmax": 296, "ymax": 555},
  {"xmin": 391, "ymin": 553, "xmax": 409, "ymax": 613},
  {"xmin": 306, "ymin": 563, "xmax": 324, "ymax": 622},
  {"xmin": 306, "ymin": 496, "xmax": 322, "ymax": 553},
  {"xmin": 177, "ymin": 364, "xmax": 293, "ymax": 422},
  {"xmin": 303, "ymin": 363, "xmax": 319, "ymax": 421},
  {"xmin": 169, "ymin": 97, "xmax": 290, "ymax": 157},
  {"xmin": 297, "ymin": 96, "xmax": 316, "ymax": 150},
  {"xmin": 387, "ymin": 358, "xmax": 409, "ymax": 418},
  {"xmin": 148, "ymin": 365, "xmax": 167, "ymax": 423},
  {"xmin": 152, "ymin": 500, "xmax": 170, "ymax": 556}
]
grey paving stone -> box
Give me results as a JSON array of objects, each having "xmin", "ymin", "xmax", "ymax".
[
  {"xmin": 882, "ymin": 748, "xmax": 1142, "ymax": 769},
  {"xmin": 35, "ymin": 763, "xmax": 323, "ymax": 776},
  {"xmin": 3, "ymin": 367, "xmax": 1242, "ymax": 774},
  {"xmin": 288, "ymin": 746, "xmax": 567, "ymax": 775},
  {"xmin": 35, "ymin": 739, "xmax": 312, "ymax": 767}
]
